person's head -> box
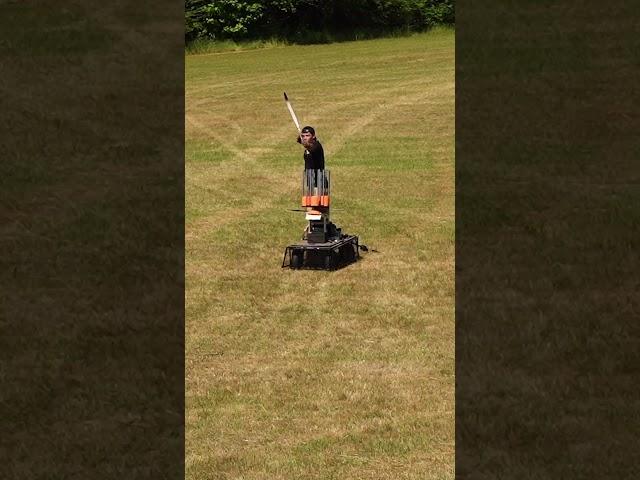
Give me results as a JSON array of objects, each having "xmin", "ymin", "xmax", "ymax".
[{"xmin": 300, "ymin": 125, "xmax": 315, "ymax": 147}]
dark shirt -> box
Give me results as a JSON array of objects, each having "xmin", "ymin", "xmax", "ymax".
[{"xmin": 303, "ymin": 139, "xmax": 325, "ymax": 170}]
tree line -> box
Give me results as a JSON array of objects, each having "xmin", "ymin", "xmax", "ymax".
[{"xmin": 186, "ymin": 0, "xmax": 454, "ymax": 43}]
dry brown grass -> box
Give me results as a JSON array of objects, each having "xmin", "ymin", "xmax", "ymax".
[{"xmin": 186, "ymin": 29, "xmax": 454, "ymax": 479}]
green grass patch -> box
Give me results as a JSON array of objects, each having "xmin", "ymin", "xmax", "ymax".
[
  {"xmin": 185, "ymin": 26, "xmax": 454, "ymax": 55},
  {"xmin": 186, "ymin": 37, "xmax": 290, "ymax": 55}
]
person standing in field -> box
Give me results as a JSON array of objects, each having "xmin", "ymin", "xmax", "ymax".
[
  {"xmin": 297, "ymin": 125, "xmax": 327, "ymax": 216},
  {"xmin": 297, "ymin": 125, "xmax": 324, "ymax": 171}
]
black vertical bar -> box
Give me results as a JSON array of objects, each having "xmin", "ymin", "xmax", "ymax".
[
  {"xmin": 457, "ymin": 2, "xmax": 640, "ymax": 478},
  {"xmin": 1, "ymin": 1, "xmax": 184, "ymax": 478}
]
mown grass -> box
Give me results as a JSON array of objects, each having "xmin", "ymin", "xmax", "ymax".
[{"xmin": 186, "ymin": 29, "xmax": 454, "ymax": 479}]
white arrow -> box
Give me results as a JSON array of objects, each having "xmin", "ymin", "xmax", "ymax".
[{"xmin": 283, "ymin": 91, "xmax": 301, "ymax": 133}]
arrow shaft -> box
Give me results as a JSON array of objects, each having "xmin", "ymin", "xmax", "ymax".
[
  {"xmin": 283, "ymin": 92, "xmax": 301, "ymax": 133},
  {"xmin": 286, "ymin": 100, "xmax": 301, "ymax": 132}
]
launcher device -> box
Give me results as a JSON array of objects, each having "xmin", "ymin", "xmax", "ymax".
[{"xmin": 282, "ymin": 168, "xmax": 360, "ymax": 270}]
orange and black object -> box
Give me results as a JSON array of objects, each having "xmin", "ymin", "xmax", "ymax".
[
  {"xmin": 301, "ymin": 168, "xmax": 330, "ymax": 209},
  {"xmin": 282, "ymin": 168, "xmax": 360, "ymax": 270}
]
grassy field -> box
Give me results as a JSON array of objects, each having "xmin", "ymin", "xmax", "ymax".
[{"xmin": 185, "ymin": 28, "xmax": 454, "ymax": 480}]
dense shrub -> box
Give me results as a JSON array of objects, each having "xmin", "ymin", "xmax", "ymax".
[{"xmin": 185, "ymin": 0, "xmax": 454, "ymax": 42}]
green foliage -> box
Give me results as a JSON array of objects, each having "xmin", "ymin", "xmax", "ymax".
[
  {"xmin": 186, "ymin": 0, "xmax": 265, "ymax": 40},
  {"xmin": 416, "ymin": 0, "xmax": 455, "ymax": 27},
  {"xmin": 185, "ymin": 0, "xmax": 454, "ymax": 42}
]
